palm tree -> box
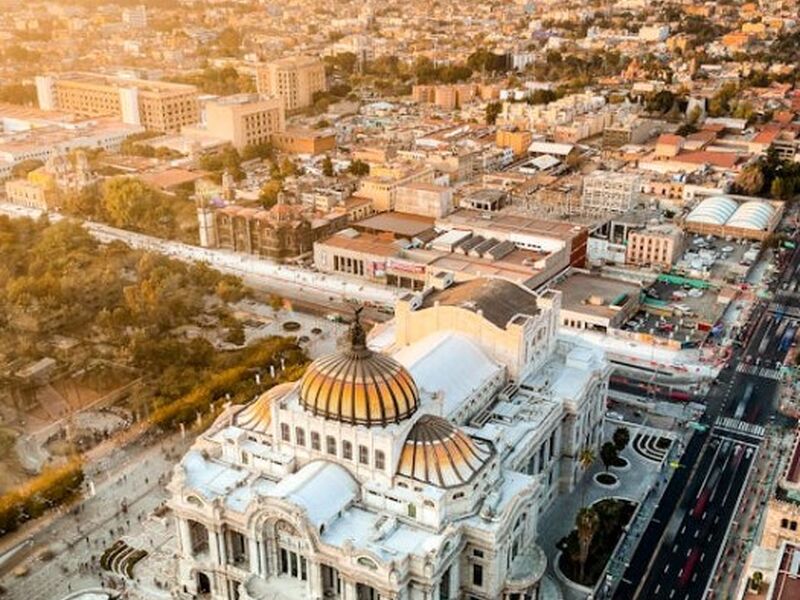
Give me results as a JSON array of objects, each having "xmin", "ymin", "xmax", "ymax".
[
  {"xmin": 600, "ymin": 442, "xmax": 618, "ymax": 472},
  {"xmin": 576, "ymin": 506, "xmax": 600, "ymax": 584},
  {"xmin": 613, "ymin": 426, "xmax": 631, "ymax": 452},
  {"xmin": 579, "ymin": 447, "xmax": 596, "ymax": 471},
  {"xmin": 578, "ymin": 447, "xmax": 596, "ymax": 507}
]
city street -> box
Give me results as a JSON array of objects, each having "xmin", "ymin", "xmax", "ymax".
[{"xmin": 613, "ymin": 243, "xmax": 800, "ymax": 600}]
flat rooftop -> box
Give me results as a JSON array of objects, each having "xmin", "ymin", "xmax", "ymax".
[
  {"xmin": 553, "ymin": 272, "xmax": 640, "ymax": 319},
  {"xmin": 427, "ymin": 248, "xmax": 547, "ymax": 285},
  {"xmin": 438, "ymin": 209, "xmax": 586, "ymax": 241},
  {"xmin": 354, "ymin": 212, "xmax": 436, "ymax": 238},
  {"xmin": 53, "ymin": 72, "xmax": 197, "ymax": 93},
  {"xmin": 317, "ymin": 230, "xmax": 404, "ymax": 258}
]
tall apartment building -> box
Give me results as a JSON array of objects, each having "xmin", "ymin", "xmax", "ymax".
[
  {"xmin": 581, "ymin": 171, "xmax": 641, "ymax": 214},
  {"xmin": 203, "ymin": 94, "xmax": 284, "ymax": 150},
  {"xmin": 35, "ymin": 73, "xmax": 199, "ymax": 133},
  {"xmin": 255, "ymin": 56, "xmax": 326, "ymax": 112}
]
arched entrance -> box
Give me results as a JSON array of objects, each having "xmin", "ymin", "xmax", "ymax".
[{"xmin": 196, "ymin": 571, "xmax": 211, "ymax": 595}]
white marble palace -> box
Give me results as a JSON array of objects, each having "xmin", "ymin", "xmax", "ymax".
[{"xmin": 167, "ymin": 278, "xmax": 610, "ymax": 600}]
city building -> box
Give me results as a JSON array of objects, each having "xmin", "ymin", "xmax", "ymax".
[
  {"xmin": 394, "ymin": 182, "xmax": 453, "ymax": 218},
  {"xmin": 271, "ymin": 129, "xmax": 335, "ymax": 155},
  {"xmin": 496, "ymin": 128, "xmax": 533, "ymax": 158},
  {"xmin": 356, "ymin": 165, "xmax": 435, "ymax": 212},
  {"xmin": 581, "ymin": 171, "xmax": 642, "ymax": 214},
  {"xmin": 255, "ymin": 56, "xmax": 327, "ymax": 112},
  {"xmin": 200, "ymin": 94, "xmax": 285, "ymax": 151},
  {"xmin": 625, "ymin": 225, "xmax": 684, "ymax": 269},
  {"xmin": 35, "ymin": 73, "xmax": 199, "ymax": 133},
  {"xmin": 4, "ymin": 151, "xmax": 95, "ymax": 210},
  {"xmin": 198, "ymin": 198, "xmax": 347, "ymax": 262},
  {"xmin": 122, "ymin": 5, "xmax": 147, "ymax": 28},
  {"xmin": 682, "ymin": 195, "xmax": 783, "ymax": 241},
  {"xmin": 760, "ymin": 430, "xmax": 800, "ymax": 551},
  {"xmin": 168, "ymin": 276, "xmax": 609, "ymax": 600},
  {"xmin": 551, "ymin": 270, "xmax": 642, "ymax": 333}
]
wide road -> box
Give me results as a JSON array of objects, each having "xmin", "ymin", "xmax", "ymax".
[{"xmin": 613, "ymin": 241, "xmax": 800, "ymax": 600}]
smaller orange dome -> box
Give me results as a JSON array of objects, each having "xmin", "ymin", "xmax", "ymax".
[
  {"xmin": 236, "ymin": 382, "xmax": 295, "ymax": 434},
  {"xmin": 397, "ymin": 415, "xmax": 492, "ymax": 488}
]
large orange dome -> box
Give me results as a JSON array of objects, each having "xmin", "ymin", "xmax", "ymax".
[{"xmin": 299, "ymin": 310, "xmax": 419, "ymax": 427}]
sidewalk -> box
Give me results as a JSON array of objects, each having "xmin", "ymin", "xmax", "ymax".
[{"xmin": 538, "ymin": 422, "xmax": 679, "ymax": 600}]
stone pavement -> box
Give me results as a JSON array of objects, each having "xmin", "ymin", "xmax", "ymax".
[
  {"xmin": 538, "ymin": 421, "xmax": 682, "ymax": 600},
  {"xmin": 0, "ymin": 433, "xmax": 191, "ymax": 600}
]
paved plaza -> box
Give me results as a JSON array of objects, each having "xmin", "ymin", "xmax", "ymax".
[
  {"xmin": 538, "ymin": 420, "xmax": 684, "ymax": 600},
  {"xmin": 0, "ymin": 433, "xmax": 189, "ymax": 600}
]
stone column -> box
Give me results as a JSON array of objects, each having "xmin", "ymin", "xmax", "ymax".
[
  {"xmin": 248, "ymin": 536, "xmax": 259, "ymax": 575},
  {"xmin": 308, "ymin": 561, "xmax": 323, "ymax": 600},
  {"xmin": 209, "ymin": 528, "xmax": 220, "ymax": 565},
  {"xmin": 177, "ymin": 517, "xmax": 191, "ymax": 555},
  {"xmin": 342, "ymin": 579, "xmax": 356, "ymax": 600}
]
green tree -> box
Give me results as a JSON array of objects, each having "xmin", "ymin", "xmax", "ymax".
[
  {"xmin": 259, "ymin": 180, "xmax": 282, "ymax": 208},
  {"xmin": 348, "ymin": 159, "xmax": 369, "ymax": 176},
  {"xmin": 600, "ymin": 442, "xmax": 619, "ymax": 472},
  {"xmin": 61, "ymin": 186, "xmax": 103, "ymax": 219},
  {"xmin": 11, "ymin": 159, "xmax": 43, "ymax": 179},
  {"xmin": 279, "ymin": 157, "xmax": 297, "ymax": 179},
  {"xmin": 771, "ymin": 177, "xmax": 795, "ymax": 200},
  {"xmin": 322, "ymin": 155, "xmax": 334, "ymax": 177},
  {"xmin": 750, "ymin": 571, "xmax": 763, "ymax": 592},
  {"xmin": 576, "ymin": 506, "xmax": 600, "ymax": 583},
  {"xmin": 708, "ymin": 84, "xmax": 738, "ymax": 117},
  {"xmin": 102, "ymin": 177, "xmax": 174, "ymax": 236},
  {"xmin": 735, "ymin": 164, "xmax": 765, "ymax": 196},
  {"xmin": 485, "ymin": 101, "xmax": 502, "ymax": 125},
  {"xmin": 241, "ymin": 142, "xmax": 274, "ymax": 162},
  {"xmin": 216, "ymin": 27, "xmax": 242, "ymax": 57},
  {"xmin": 0, "ymin": 83, "xmax": 36, "ymax": 105},
  {"xmin": 612, "ymin": 427, "xmax": 631, "ymax": 452}
]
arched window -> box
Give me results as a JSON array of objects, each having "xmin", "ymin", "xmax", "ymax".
[
  {"xmin": 280, "ymin": 423, "xmax": 290, "ymax": 442},
  {"xmin": 295, "ymin": 427, "xmax": 305, "ymax": 446}
]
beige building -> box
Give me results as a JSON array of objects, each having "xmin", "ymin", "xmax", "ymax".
[
  {"xmin": 202, "ymin": 94, "xmax": 284, "ymax": 150},
  {"xmin": 625, "ymin": 226, "xmax": 684, "ymax": 269},
  {"xmin": 496, "ymin": 128, "xmax": 533, "ymax": 157},
  {"xmin": 35, "ymin": 73, "xmax": 199, "ymax": 133},
  {"xmin": 4, "ymin": 179, "xmax": 50, "ymax": 210},
  {"xmin": 356, "ymin": 165, "xmax": 435, "ymax": 212},
  {"xmin": 552, "ymin": 270, "xmax": 641, "ymax": 333},
  {"xmin": 255, "ymin": 56, "xmax": 326, "ymax": 112},
  {"xmin": 394, "ymin": 182, "xmax": 453, "ymax": 218},
  {"xmin": 271, "ymin": 129, "xmax": 335, "ymax": 155}
]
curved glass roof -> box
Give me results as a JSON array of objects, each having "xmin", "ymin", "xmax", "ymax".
[
  {"xmin": 727, "ymin": 200, "xmax": 774, "ymax": 230},
  {"xmin": 686, "ymin": 196, "xmax": 738, "ymax": 226}
]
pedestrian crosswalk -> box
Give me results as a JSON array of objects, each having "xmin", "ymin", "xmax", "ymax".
[
  {"xmin": 735, "ymin": 363, "xmax": 782, "ymax": 380},
  {"xmin": 714, "ymin": 416, "xmax": 765, "ymax": 442}
]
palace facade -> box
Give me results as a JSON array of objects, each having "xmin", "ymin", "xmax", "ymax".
[{"xmin": 168, "ymin": 277, "xmax": 610, "ymax": 600}]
